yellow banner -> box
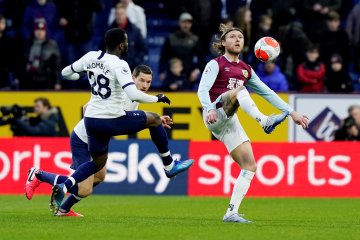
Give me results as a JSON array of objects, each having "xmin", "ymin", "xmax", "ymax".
[{"xmin": 0, "ymin": 92, "xmax": 289, "ymax": 141}]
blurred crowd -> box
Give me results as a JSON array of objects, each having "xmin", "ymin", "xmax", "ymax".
[{"xmin": 0, "ymin": 0, "xmax": 360, "ymax": 93}]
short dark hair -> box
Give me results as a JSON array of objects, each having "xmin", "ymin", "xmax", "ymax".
[
  {"xmin": 0, "ymin": 14, "xmax": 5, "ymax": 21},
  {"xmin": 133, "ymin": 65, "xmax": 153, "ymax": 78},
  {"xmin": 104, "ymin": 28, "xmax": 126, "ymax": 51},
  {"xmin": 35, "ymin": 97, "xmax": 51, "ymax": 109}
]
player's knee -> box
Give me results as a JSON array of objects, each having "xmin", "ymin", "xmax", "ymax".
[
  {"xmin": 78, "ymin": 186, "xmax": 93, "ymax": 198},
  {"xmin": 94, "ymin": 173, "xmax": 105, "ymax": 184},
  {"xmin": 249, "ymin": 162, "xmax": 257, "ymax": 172},
  {"xmin": 146, "ymin": 112, "xmax": 161, "ymax": 126}
]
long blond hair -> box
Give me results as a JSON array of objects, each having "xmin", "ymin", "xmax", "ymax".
[{"xmin": 212, "ymin": 23, "xmax": 243, "ymax": 55}]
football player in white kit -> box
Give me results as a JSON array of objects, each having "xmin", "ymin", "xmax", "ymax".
[
  {"xmin": 48, "ymin": 28, "xmax": 193, "ymax": 214},
  {"xmin": 24, "ymin": 65, "xmax": 173, "ymax": 216}
]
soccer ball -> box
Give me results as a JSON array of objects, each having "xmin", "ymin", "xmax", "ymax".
[{"xmin": 254, "ymin": 37, "xmax": 280, "ymax": 62}]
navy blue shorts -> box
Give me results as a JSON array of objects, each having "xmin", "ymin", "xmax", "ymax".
[
  {"xmin": 70, "ymin": 131, "xmax": 91, "ymax": 170},
  {"xmin": 84, "ymin": 110, "xmax": 147, "ymax": 156}
]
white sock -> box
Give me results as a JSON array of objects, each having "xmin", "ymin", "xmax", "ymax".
[
  {"xmin": 164, "ymin": 161, "xmax": 174, "ymax": 171},
  {"xmin": 226, "ymin": 169, "xmax": 255, "ymax": 216},
  {"xmin": 236, "ymin": 89, "xmax": 268, "ymax": 126}
]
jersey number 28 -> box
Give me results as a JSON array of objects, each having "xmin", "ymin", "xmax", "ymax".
[{"xmin": 88, "ymin": 71, "xmax": 111, "ymax": 99}]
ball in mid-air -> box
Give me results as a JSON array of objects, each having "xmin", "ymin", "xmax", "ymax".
[{"xmin": 254, "ymin": 37, "xmax": 280, "ymax": 62}]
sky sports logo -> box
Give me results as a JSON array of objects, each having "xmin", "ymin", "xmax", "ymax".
[
  {"xmin": 1, "ymin": 139, "xmax": 359, "ymax": 197},
  {"xmin": 306, "ymin": 107, "xmax": 341, "ymax": 141}
]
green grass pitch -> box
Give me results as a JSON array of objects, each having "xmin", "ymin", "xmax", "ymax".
[{"xmin": 0, "ymin": 195, "xmax": 359, "ymax": 240}]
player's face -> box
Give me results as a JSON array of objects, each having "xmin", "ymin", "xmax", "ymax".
[
  {"xmin": 133, "ymin": 72, "xmax": 152, "ymax": 92},
  {"xmin": 222, "ymin": 30, "xmax": 244, "ymax": 55}
]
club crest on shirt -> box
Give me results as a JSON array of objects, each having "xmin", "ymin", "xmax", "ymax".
[
  {"xmin": 242, "ymin": 69, "xmax": 249, "ymax": 78},
  {"xmin": 121, "ymin": 67, "xmax": 130, "ymax": 74},
  {"xmin": 204, "ymin": 66, "xmax": 211, "ymax": 74}
]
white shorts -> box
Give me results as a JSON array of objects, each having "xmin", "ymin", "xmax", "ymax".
[{"xmin": 203, "ymin": 108, "xmax": 250, "ymax": 153}]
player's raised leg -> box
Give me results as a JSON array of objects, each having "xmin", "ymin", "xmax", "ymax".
[
  {"xmin": 221, "ymin": 87, "xmax": 288, "ymax": 134},
  {"xmin": 145, "ymin": 111, "xmax": 194, "ymax": 178}
]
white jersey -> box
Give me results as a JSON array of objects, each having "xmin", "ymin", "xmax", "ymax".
[
  {"xmin": 74, "ymin": 97, "xmax": 140, "ymax": 144},
  {"xmin": 66, "ymin": 50, "xmax": 157, "ymax": 119}
]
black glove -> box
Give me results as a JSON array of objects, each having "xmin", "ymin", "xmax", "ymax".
[{"xmin": 156, "ymin": 93, "xmax": 171, "ymax": 104}]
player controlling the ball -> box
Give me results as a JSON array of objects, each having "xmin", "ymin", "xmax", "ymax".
[{"xmin": 197, "ymin": 24, "xmax": 309, "ymax": 223}]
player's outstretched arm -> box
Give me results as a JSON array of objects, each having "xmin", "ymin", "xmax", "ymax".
[
  {"xmin": 290, "ymin": 111, "xmax": 309, "ymax": 129},
  {"xmin": 61, "ymin": 66, "xmax": 80, "ymax": 80}
]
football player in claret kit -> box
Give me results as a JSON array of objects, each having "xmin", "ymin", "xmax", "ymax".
[
  {"xmin": 197, "ymin": 24, "xmax": 309, "ymax": 223},
  {"xmin": 25, "ymin": 65, "xmax": 174, "ymax": 217},
  {"xmin": 46, "ymin": 28, "xmax": 193, "ymax": 214}
]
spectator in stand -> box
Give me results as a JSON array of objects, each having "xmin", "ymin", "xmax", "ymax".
[
  {"xmin": 161, "ymin": 58, "xmax": 187, "ymax": 91},
  {"xmin": 234, "ymin": 6, "xmax": 252, "ymax": 62},
  {"xmin": 296, "ymin": 44, "xmax": 325, "ymax": 93},
  {"xmin": 346, "ymin": 2, "xmax": 360, "ymax": 73},
  {"xmin": 107, "ymin": 2, "xmax": 147, "ymax": 70},
  {"xmin": 249, "ymin": 0, "xmax": 273, "ymax": 29},
  {"xmin": 334, "ymin": 116, "xmax": 360, "ymax": 141},
  {"xmin": 276, "ymin": 8, "xmax": 312, "ymax": 91},
  {"xmin": 348, "ymin": 104, "xmax": 360, "ymax": 130},
  {"xmin": 0, "ymin": 15, "xmax": 18, "ymax": 90},
  {"xmin": 220, "ymin": 0, "xmax": 249, "ymax": 20},
  {"xmin": 56, "ymin": 0, "xmax": 102, "ymax": 65},
  {"xmin": 159, "ymin": 12, "xmax": 205, "ymax": 90},
  {"xmin": 256, "ymin": 61, "xmax": 289, "ymax": 92},
  {"xmin": 22, "ymin": 0, "xmax": 59, "ymax": 42},
  {"xmin": 121, "ymin": 0, "xmax": 147, "ymax": 38},
  {"xmin": 108, "ymin": 0, "xmax": 147, "ymax": 39},
  {"xmin": 22, "ymin": 18, "xmax": 61, "ymax": 91},
  {"xmin": 301, "ymin": 0, "xmax": 342, "ymax": 43},
  {"xmin": 251, "ymin": 14, "xmax": 273, "ymax": 68},
  {"xmin": 2, "ymin": 0, "xmax": 28, "ymax": 40},
  {"xmin": 254, "ymin": 14, "xmax": 272, "ymax": 40},
  {"xmin": 326, "ymin": 54, "xmax": 353, "ymax": 93},
  {"xmin": 181, "ymin": 0, "xmax": 222, "ymax": 56},
  {"xmin": 319, "ymin": 11, "xmax": 350, "ymax": 71}
]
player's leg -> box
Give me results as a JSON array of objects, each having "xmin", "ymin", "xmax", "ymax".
[
  {"xmin": 26, "ymin": 131, "xmax": 89, "ymax": 201},
  {"xmin": 221, "ymin": 87, "xmax": 288, "ymax": 134},
  {"xmin": 223, "ymin": 142, "xmax": 256, "ymax": 223},
  {"xmin": 144, "ymin": 111, "xmax": 194, "ymax": 178},
  {"xmin": 51, "ymin": 123, "xmax": 109, "ymax": 213},
  {"xmin": 211, "ymin": 114, "xmax": 254, "ymax": 223},
  {"xmin": 55, "ymin": 166, "xmax": 106, "ymax": 217}
]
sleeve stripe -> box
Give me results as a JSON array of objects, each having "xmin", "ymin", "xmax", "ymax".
[
  {"xmin": 71, "ymin": 64, "xmax": 80, "ymax": 73},
  {"xmin": 97, "ymin": 51, "xmax": 105, "ymax": 60},
  {"xmin": 122, "ymin": 82, "xmax": 135, "ymax": 89}
]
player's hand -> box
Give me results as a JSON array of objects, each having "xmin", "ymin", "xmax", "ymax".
[
  {"xmin": 206, "ymin": 109, "xmax": 218, "ymax": 124},
  {"xmin": 156, "ymin": 94, "xmax": 171, "ymax": 104},
  {"xmin": 290, "ymin": 111, "xmax": 309, "ymax": 129},
  {"xmin": 160, "ymin": 115, "xmax": 173, "ymax": 129}
]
